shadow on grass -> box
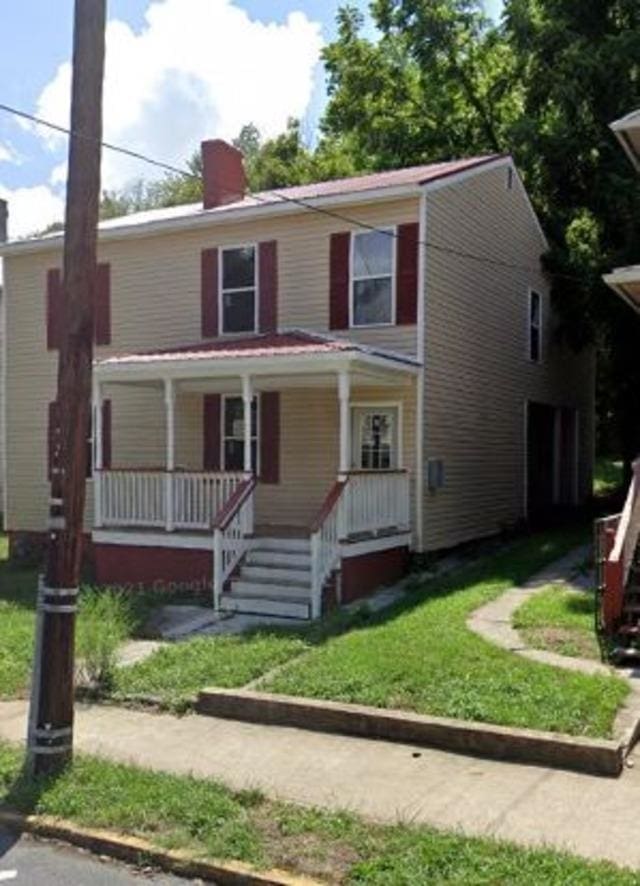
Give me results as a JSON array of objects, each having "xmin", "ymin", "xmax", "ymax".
[{"xmin": 0, "ymin": 753, "xmax": 66, "ymax": 861}]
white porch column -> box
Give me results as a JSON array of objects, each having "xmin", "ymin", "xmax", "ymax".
[
  {"xmin": 164, "ymin": 378, "xmax": 175, "ymax": 531},
  {"xmin": 338, "ymin": 370, "xmax": 351, "ymax": 478},
  {"xmin": 242, "ymin": 375, "xmax": 253, "ymax": 477},
  {"xmin": 92, "ymin": 378, "xmax": 103, "ymax": 528}
]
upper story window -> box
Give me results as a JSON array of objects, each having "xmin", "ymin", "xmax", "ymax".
[
  {"xmin": 528, "ymin": 290, "xmax": 542, "ymax": 363},
  {"xmin": 351, "ymin": 229, "xmax": 395, "ymax": 327},
  {"xmin": 221, "ymin": 245, "xmax": 257, "ymax": 334}
]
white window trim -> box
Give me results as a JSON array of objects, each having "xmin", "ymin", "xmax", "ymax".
[
  {"xmin": 349, "ymin": 227, "xmax": 397, "ymax": 329},
  {"xmin": 220, "ymin": 392, "xmax": 261, "ymax": 473},
  {"xmin": 219, "ymin": 242, "xmax": 259, "ymax": 336},
  {"xmin": 527, "ymin": 288, "xmax": 542, "ymax": 363},
  {"xmin": 350, "ymin": 400, "xmax": 403, "ymax": 470}
]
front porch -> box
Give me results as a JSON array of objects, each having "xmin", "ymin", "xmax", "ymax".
[{"xmin": 91, "ymin": 332, "xmax": 418, "ymax": 618}]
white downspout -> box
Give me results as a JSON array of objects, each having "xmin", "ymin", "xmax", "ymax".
[{"xmin": 415, "ymin": 190, "xmax": 427, "ymax": 553}]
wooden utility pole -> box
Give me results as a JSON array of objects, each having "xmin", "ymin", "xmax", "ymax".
[{"xmin": 28, "ymin": 0, "xmax": 107, "ymax": 776}]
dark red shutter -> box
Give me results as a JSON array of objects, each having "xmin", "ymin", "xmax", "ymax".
[
  {"xmin": 201, "ymin": 248, "xmax": 219, "ymax": 337},
  {"xmin": 46, "ymin": 268, "xmax": 62, "ymax": 350},
  {"xmin": 203, "ymin": 394, "xmax": 221, "ymax": 470},
  {"xmin": 48, "ymin": 400, "xmax": 60, "ymax": 480},
  {"xmin": 259, "ymin": 240, "xmax": 278, "ymax": 333},
  {"xmin": 260, "ymin": 391, "xmax": 280, "ymax": 484},
  {"xmin": 102, "ymin": 399, "xmax": 112, "ymax": 469},
  {"xmin": 95, "ymin": 262, "xmax": 111, "ymax": 346},
  {"xmin": 396, "ymin": 222, "xmax": 419, "ymax": 325},
  {"xmin": 329, "ymin": 232, "xmax": 350, "ymax": 330}
]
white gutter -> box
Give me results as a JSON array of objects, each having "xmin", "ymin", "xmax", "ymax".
[
  {"xmin": 0, "ymin": 183, "xmax": 422, "ymax": 258},
  {"xmin": 94, "ymin": 348, "xmax": 420, "ymax": 385}
]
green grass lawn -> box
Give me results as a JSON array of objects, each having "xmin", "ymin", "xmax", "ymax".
[
  {"xmin": 513, "ymin": 583, "xmax": 601, "ymax": 661},
  {"xmin": 0, "ymin": 536, "xmax": 38, "ymax": 699},
  {"xmin": 111, "ymin": 632, "xmax": 310, "ymax": 711},
  {"xmin": 261, "ymin": 528, "xmax": 628, "ymax": 738},
  {"xmin": 594, "ymin": 456, "xmax": 624, "ymax": 497},
  {"xmin": 0, "ymin": 741, "xmax": 638, "ymax": 884},
  {"xmin": 2, "ymin": 527, "xmax": 628, "ymax": 737}
]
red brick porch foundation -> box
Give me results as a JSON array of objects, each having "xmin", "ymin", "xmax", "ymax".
[
  {"xmin": 341, "ymin": 545, "xmax": 410, "ymax": 604},
  {"xmin": 94, "ymin": 544, "xmax": 212, "ymax": 595}
]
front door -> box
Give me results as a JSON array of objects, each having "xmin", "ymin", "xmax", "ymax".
[{"xmin": 351, "ymin": 406, "xmax": 400, "ymax": 470}]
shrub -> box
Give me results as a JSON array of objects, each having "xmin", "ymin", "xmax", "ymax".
[{"xmin": 76, "ymin": 588, "xmax": 133, "ymax": 691}]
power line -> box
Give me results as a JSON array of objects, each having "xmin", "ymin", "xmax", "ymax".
[{"xmin": 0, "ymin": 99, "xmax": 581, "ymax": 282}]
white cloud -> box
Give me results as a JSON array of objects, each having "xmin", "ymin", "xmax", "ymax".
[
  {"xmin": 0, "ymin": 142, "xmax": 19, "ymax": 164},
  {"xmin": 32, "ymin": 0, "xmax": 324, "ymax": 190},
  {"xmin": 0, "ymin": 183, "xmax": 64, "ymax": 240}
]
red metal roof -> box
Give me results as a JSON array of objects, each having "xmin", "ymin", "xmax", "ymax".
[
  {"xmin": 256, "ymin": 155, "xmax": 502, "ymax": 203},
  {"xmin": 97, "ymin": 331, "xmax": 385, "ymax": 367}
]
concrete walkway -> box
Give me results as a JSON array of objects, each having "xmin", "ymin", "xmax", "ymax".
[
  {"xmin": 468, "ymin": 546, "xmax": 640, "ymax": 742},
  {"xmin": 2, "ymin": 698, "xmax": 640, "ymax": 870}
]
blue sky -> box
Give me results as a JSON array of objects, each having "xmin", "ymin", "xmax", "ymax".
[{"xmin": 0, "ymin": 0, "xmax": 504, "ymax": 237}]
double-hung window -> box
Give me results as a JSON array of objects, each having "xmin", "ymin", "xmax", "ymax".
[
  {"xmin": 528, "ymin": 290, "xmax": 542, "ymax": 363},
  {"xmin": 351, "ymin": 230, "xmax": 394, "ymax": 326},
  {"xmin": 222, "ymin": 395, "xmax": 259, "ymax": 472},
  {"xmin": 221, "ymin": 245, "xmax": 257, "ymax": 334}
]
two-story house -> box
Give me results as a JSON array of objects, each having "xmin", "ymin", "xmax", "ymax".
[{"xmin": 0, "ymin": 141, "xmax": 594, "ymax": 619}]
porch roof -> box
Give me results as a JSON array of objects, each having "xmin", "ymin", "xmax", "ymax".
[
  {"xmin": 611, "ymin": 109, "xmax": 640, "ymax": 171},
  {"xmin": 604, "ymin": 266, "xmax": 640, "ymax": 313},
  {"xmin": 94, "ymin": 330, "xmax": 421, "ymax": 386}
]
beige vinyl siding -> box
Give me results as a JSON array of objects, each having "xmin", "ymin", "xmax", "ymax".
[
  {"xmin": 3, "ymin": 197, "xmax": 419, "ymax": 534},
  {"xmin": 423, "ymin": 164, "xmax": 594, "ymax": 550}
]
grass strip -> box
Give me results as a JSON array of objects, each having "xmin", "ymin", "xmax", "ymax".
[{"xmin": 1, "ymin": 741, "xmax": 639, "ymax": 884}]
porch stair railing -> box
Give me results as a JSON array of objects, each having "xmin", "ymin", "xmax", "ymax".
[
  {"xmin": 597, "ymin": 459, "xmax": 640, "ymax": 640},
  {"xmin": 310, "ymin": 480, "xmax": 348, "ymax": 619},
  {"xmin": 212, "ymin": 476, "xmax": 257, "ymax": 610},
  {"xmin": 309, "ymin": 469, "xmax": 411, "ymax": 618}
]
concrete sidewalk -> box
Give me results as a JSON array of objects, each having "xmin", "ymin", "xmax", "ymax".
[{"xmin": 1, "ymin": 699, "xmax": 640, "ymax": 871}]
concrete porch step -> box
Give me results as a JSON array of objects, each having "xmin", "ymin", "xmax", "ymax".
[
  {"xmin": 231, "ymin": 579, "xmax": 311, "ymax": 599},
  {"xmin": 241, "ymin": 564, "xmax": 311, "ymax": 584},
  {"xmin": 247, "ymin": 550, "xmax": 312, "ymax": 568},
  {"xmin": 220, "ymin": 593, "xmax": 310, "ymax": 620},
  {"xmin": 250, "ymin": 537, "xmax": 310, "ymax": 553}
]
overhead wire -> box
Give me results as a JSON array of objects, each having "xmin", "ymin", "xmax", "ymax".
[{"xmin": 0, "ymin": 100, "xmax": 582, "ymax": 283}]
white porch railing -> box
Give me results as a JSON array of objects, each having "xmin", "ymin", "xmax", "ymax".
[
  {"xmin": 97, "ymin": 470, "xmax": 244, "ymax": 531},
  {"xmin": 173, "ymin": 472, "xmax": 244, "ymax": 530},
  {"xmin": 343, "ymin": 470, "xmax": 411, "ymax": 537},
  {"xmin": 212, "ymin": 477, "xmax": 256, "ymax": 610},
  {"xmin": 99, "ymin": 470, "xmax": 166, "ymax": 528}
]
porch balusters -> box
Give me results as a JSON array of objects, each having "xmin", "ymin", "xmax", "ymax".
[
  {"xmin": 164, "ymin": 378, "xmax": 175, "ymax": 532},
  {"xmin": 92, "ymin": 378, "xmax": 104, "ymax": 528}
]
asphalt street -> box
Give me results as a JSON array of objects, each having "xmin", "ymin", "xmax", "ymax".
[{"xmin": 0, "ymin": 827, "xmax": 195, "ymax": 885}]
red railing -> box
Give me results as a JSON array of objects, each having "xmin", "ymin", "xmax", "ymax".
[{"xmin": 598, "ymin": 459, "xmax": 640, "ymax": 634}]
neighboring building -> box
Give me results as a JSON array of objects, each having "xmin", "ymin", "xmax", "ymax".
[
  {"xmin": 598, "ymin": 109, "xmax": 640, "ymax": 654},
  {"xmin": 604, "ymin": 109, "xmax": 640, "ymax": 307},
  {"xmin": 0, "ymin": 142, "xmax": 594, "ymax": 618},
  {"xmin": 0, "ymin": 198, "xmax": 7, "ymax": 527}
]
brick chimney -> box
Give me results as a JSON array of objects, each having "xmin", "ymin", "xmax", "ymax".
[
  {"xmin": 0, "ymin": 199, "xmax": 7, "ymax": 242},
  {"xmin": 201, "ymin": 139, "xmax": 246, "ymax": 210}
]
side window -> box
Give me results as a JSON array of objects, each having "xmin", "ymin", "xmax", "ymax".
[
  {"xmin": 222, "ymin": 396, "xmax": 259, "ymax": 471},
  {"xmin": 351, "ymin": 230, "xmax": 394, "ymax": 326},
  {"xmin": 528, "ymin": 290, "xmax": 542, "ymax": 363},
  {"xmin": 221, "ymin": 246, "xmax": 256, "ymax": 333}
]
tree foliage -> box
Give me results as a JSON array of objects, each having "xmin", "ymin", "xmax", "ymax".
[{"xmin": 98, "ymin": 0, "xmax": 640, "ymax": 458}]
